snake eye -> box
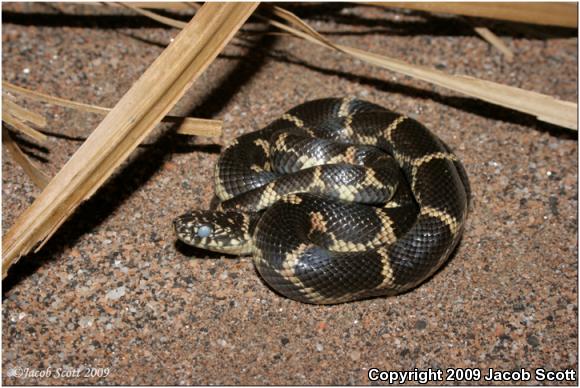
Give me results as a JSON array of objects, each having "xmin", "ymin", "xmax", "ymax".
[{"xmin": 197, "ymin": 225, "xmax": 213, "ymax": 238}]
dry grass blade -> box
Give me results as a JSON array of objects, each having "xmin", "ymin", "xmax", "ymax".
[
  {"xmin": 473, "ymin": 27, "xmax": 514, "ymax": 62},
  {"xmin": 3, "ymin": 98, "xmax": 47, "ymax": 128},
  {"xmin": 119, "ymin": 2, "xmax": 187, "ymax": 29},
  {"xmin": 373, "ymin": 2, "xmax": 578, "ymax": 28},
  {"xmin": 104, "ymin": 2, "xmax": 197, "ymax": 10},
  {"xmin": 2, "ymin": 112, "xmax": 48, "ymax": 143},
  {"xmin": 3, "ymin": 128, "xmax": 50, "ymax": 189},
  {"xmin": 2, "ymin": 2, "xmax": 259, "ymax": 279},
  {"xmin": 4, "ymin": 81, "xmax": 112, "ymax": 114},
  {"xmin": 3, "ymin": 82, "xmax": 222, "ymax": 137},
  {"xmin": 266, "ymin": 6, "xmax": 577, "ymax": 130},
  {"xmin": 165, "ymin": 116, "xmax": 222, "ymax": 136},
  {"xmin": 268, "ymin": 6, "xmax": 335, "ymax": 48}
]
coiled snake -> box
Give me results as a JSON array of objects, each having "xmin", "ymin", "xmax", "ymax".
[{"xmin": 174, "ymin": 98, "xmax": 469, "ymax": 304}]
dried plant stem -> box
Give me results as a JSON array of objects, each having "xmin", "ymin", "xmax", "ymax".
[
  {"xmin": 119, "ymin": 2, "xmax": 187, "ymax": 28},
  {"xmin": 473, "ymin": 27, "xmax": 514, "ymax": 62},
  {"xmin": 3, "ymin": 98, "xmax": 47, "ymax": 128},
  {"xmin": 3, "ymin": 82, "xmax": 222, "ymax": 137},
  {"xmin": 2, "ymin": 2, "xmax": 258, "ymax": 279},
  {"xmin": 265, "ymin": 6, "xmax": 577, "ymax": 130},
  {"xmin": 373, "ymin": 2, "xmax": 578, "ymax": 28},
  {"xmin": 106, "ymin": 2, "xmax": 197, "ymax": 10},
  {"xmin": 2, "ymin": 112, "xmax": 48, "ymax": 143},
  {"xmin": 3, "ymin": 128, "xmax": 50, "ymax": 189}
]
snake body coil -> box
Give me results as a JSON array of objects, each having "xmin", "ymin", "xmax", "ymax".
[{"xmin": 174, "ymin": 98, "xmax": 469, "ymax": 304}]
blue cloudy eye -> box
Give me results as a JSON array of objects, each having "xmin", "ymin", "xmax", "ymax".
[{"xmin": 197, "ymin": 225, "xmax": 212, "ymax": 238}]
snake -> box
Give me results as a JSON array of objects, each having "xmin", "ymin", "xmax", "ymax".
[{"xmin": 174, "ymin": 98, "xmax": 469, "ymax": 304}]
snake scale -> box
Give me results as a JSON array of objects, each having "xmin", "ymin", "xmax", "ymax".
[{"xmin": 174, "ymin": 98, "xmax": 469, "ymax": 304}]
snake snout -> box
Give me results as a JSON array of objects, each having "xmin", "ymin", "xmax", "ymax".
[{"xmin": 173, "ymin": 212, "xmax": 199, "ymax": 242}]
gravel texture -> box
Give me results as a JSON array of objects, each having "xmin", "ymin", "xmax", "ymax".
[{"xmin": 2, "ymin": 3, "xmax": 577, "ymax": 385}]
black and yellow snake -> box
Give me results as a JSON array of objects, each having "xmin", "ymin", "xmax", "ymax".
[{"xmin": 174, "ymin": 98, "xmax": 469, "ymax": 304}]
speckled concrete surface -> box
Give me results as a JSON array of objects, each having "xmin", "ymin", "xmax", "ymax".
[{"xmin": 2, "ymin": 2, "xmax": 577, "ymax": 385}]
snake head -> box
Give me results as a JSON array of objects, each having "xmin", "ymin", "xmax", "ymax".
[{"xmin": 173, "ymin": 210, "xmax": 255, "ymax": 255}]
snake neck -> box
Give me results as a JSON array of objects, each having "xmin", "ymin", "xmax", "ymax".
[{"xmin": 218, "ymin": 210, "xmax": 262, "ymax": 256}]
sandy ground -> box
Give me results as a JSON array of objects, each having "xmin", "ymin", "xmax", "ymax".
[{"xmin": 2, "ymin": 3, "xmax": 577, "ymax": 385}]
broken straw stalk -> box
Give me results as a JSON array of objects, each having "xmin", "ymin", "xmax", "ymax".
[{"xmin": 3, "ymin": 82, "xmax": 223, "ymax": 137}]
